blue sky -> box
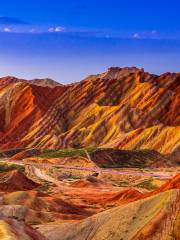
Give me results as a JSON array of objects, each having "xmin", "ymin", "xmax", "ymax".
[{"xmin": 0, "ymin": 0, "xmax": 180, "ymax": 83}]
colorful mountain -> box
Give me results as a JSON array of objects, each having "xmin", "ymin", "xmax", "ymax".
[{"xmin": 0, "ymin": 67, "xmax": 179, "ymax": 156}]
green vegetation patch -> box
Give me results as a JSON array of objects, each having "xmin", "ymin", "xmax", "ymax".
[
  {"xmin": 0, "ymin": 163, "xmax": 25, "ymax": 173},
  {"xmin": 38, "ymin": 147, "xmax": 96, "ymax": 159}
]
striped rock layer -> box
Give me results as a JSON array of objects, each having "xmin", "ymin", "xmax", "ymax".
[{"xmin": 0, "ymin": 67, "xmax": 179, "ymax": 154}]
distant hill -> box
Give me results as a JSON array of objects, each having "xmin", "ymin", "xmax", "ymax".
[
  {"xmin": 30, "ymin": 78, "xmax": 62, "ymax": 87},
  {"xmin": 0, "ymin": 76, "xmax": 61, "ymax": 87}
]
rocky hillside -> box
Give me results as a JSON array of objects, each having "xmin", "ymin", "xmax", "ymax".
[
  {"xmin": 38, "ymin": 189, "xmax": 180, "ymax": 240},
  {"xmin": 0, "ymin": 67, "xmax": 179, "ymax": 155}
]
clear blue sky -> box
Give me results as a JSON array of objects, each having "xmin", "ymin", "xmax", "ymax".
[{"xmin": 0, "ymin": 0, "xmax": 180, "ymax": 83}]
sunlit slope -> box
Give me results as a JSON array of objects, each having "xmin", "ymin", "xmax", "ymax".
[{"xmin": 0, "ymin": 67, "xmax": 179, "ymax": 154}]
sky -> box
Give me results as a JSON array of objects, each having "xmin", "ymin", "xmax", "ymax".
[{"xmin": 0, "ymin": 0, "xmax": 180, "ymax": 83}]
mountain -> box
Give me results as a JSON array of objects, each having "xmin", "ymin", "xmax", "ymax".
[
  {"xmin": 0, "ymin": 67, "xmax": 179, "ymax": 156},
  {"xmin": 0, "ymin": 76, "xmax": 61, "ymax": 87}
]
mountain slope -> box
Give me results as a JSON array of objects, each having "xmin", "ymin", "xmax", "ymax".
[
  {"xmin": 38, "ymin": 189, "xmax": 180, "ymax": 240},
  {"xmin": 0, "ymin": 67, "xmax": 179, "ymax": 155}
]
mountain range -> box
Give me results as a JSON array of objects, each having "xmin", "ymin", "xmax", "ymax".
[{"xmin": 0, "ymin": 67, "xmax": 179, "ymax": 157}]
